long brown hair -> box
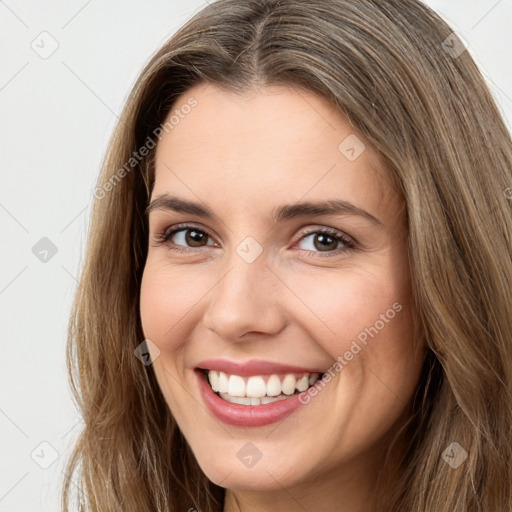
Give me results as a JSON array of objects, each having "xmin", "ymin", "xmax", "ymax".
[{"xmin": 62, "ymin": 1, "xmax": 512, "ymax": 510}]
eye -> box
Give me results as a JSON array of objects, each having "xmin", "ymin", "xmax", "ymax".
[
  {"xmin": 152, "ymin": 223, "xmax": 217, "ymax": 252},
  {"xmin": 152, "ymin": 223, "xmax": 355, "ymax": 257},
  {"xmin": 295, "ymin": 227, "xmax": 355, "ymax": 256}
]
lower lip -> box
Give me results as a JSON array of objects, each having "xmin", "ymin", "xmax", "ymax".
[{"xmin": 195, "ymin": 370, "xmax": 308, "ymax": 427}]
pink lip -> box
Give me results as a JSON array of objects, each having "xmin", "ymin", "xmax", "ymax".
[
  {"xmin": 195, "ymin": 369, "xmax": 308, "ymax": 427},
  {"xmin": 196, "ymin": 358, "xmax": 325, "ymax": 376}
]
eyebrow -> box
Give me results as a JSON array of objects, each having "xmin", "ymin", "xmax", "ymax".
[{"xmin": 145, "ymin": 194, "xmax": 384, "ymax": 227}]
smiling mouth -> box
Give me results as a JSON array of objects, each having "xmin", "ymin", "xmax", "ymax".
[{"xmin": 199, "ymin": 368, "xmax": 324, "ymax": 406}]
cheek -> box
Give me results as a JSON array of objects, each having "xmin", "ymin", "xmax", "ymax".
[
  {"xmin": 287, "ymin": 265, "xmax": 411, "ymax": 355},
  {"xmin": 287, "ymin": 262, "xmax": 420, "ymax": 402},
  {"xmin": 139, "ymin": 263, "xmax": 203, "ymax": 413},
  {"xmin": 139, "ymin": 261, "xmax": 208, "ymax": 343}
]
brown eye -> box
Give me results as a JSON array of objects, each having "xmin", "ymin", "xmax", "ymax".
[
  {"xmin": 180, "ymin": 228, "xmax": 209, "ymax": 247},
  {"xmin": 166, "ymin": 227, "xmax": 214, "ymax": 248},
  {"xmin": 312, "ymin": 233, "xmax": 339, "ymax": 251},
  {"xmin": 297, "ymin": 228, "xmax": 354, "ymax": 255},
  {"xmin": 154, "ymin": 224, "xmax": 217, "ymax": 252}
]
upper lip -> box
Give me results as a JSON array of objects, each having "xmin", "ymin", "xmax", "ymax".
[{"xmin": 196, "ymin": 358, "xmax": 326, "ymax": 376}]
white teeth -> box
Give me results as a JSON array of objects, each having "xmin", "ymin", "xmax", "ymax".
[
  {"xmin": 217, "ymin": 372, "xmax": 229, "ymax": 393},
  {"xmin": 222, "ymin": 394, "xmax": 252, "ymax": 405},
  {"xmin": 266, "ymin": 375, "xmax": 282, "ymax": 396},
  {"xmin": 260, "ymin": 395, "xmax": 289, "ymax": 404},
  {"xmin": 206, "ymin": 369, "xmax": 323, "ymax": 403},
  {"xmin": 246, "ymin": 376, "xmax": 266, "ymax": 398},
  {"xmin": 228, "ymin": 374, "xmax": 246, "ymax": 397},
  {"xmin": 219, "ymin": 393, "xmax": 291, "ymax": 405},
  {"xmin": 297, "ymin": 375, "xmax": 309, "ymax": 392},
  {"xmin": 308, "ymin": 373, "xmax": 320, "ymax": 386},
  {"xmin": 281, "ymin": 374, "xmax": 296, "ymax": 395},
  {"xmin": 209, "ymin": 370, "xmax": 219, "ymax": 392}
]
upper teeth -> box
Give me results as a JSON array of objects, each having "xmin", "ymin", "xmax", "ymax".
[{"xmin": 207, "ymin": 370, "xmax": 321, "ymax": 398}]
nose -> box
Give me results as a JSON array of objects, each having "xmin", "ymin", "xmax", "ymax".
[{"xmin": 202, "ymin": 250, "xmax": 286, "ymax": 342}]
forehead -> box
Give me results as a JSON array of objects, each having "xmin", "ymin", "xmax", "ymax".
[{"xmin": 152, "ymin": 83, "xmax": 401, "ymax": 224}]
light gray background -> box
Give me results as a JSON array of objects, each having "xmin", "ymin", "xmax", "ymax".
[{"xmin": 0, "ymin": 1, "xmax": 510, "ymax": 510}]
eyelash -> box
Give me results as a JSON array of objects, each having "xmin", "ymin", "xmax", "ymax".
[{"xmin": 153, "ymin": 222, "xmax": 356, "ymax": 258}]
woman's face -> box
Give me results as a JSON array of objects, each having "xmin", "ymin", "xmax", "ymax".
[{"xmin": 140, "ymin": 83, "xmax": 425, "ymax": 499}]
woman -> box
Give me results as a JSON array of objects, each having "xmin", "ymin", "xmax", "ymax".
[{"xmin": 62, "ymin": 1, "xmax": 512, "ymax": 511}]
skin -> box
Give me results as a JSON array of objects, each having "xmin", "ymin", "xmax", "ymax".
[{"xmin": 139, "ymin": 82, "xmax": 426, "ymax": 512}]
